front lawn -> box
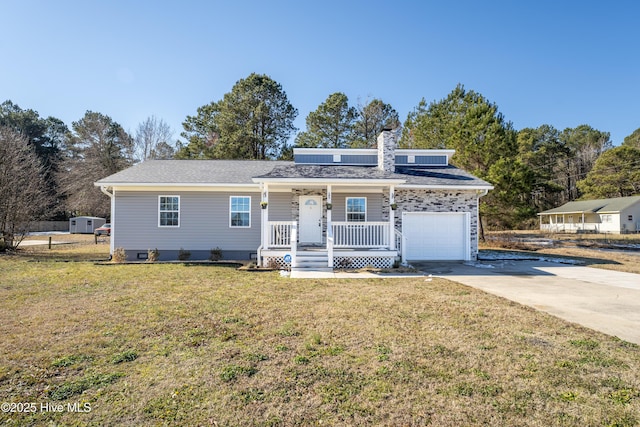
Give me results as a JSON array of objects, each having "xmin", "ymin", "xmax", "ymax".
[{"xmin": 1, "ymin": 245, "xmax": 639, "ymax": 426}]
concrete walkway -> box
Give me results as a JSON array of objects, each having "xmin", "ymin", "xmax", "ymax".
[
  {"xmin": 413, "ymin": 260, "xmax": 640, "ymax": 345},
  {"xmin": 17, "ymin": 239, "xmax": 70, "ymax": 247},
  {"xmin": 288, "ymin": 270, "xmax": 425, "ymax": 279}
]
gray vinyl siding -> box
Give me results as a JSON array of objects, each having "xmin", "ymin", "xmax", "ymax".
[
  {"xmin": 331, "ymin": 193, "xmax": 383, "ymax": 222},
  {"xmin": 295, "ymin": 154, "xmax": 334, "ymax": 164},
  {"xmin": 268, "ymin": 193, "xmax": 293, "ymax": 221},
  {"xmin": 113, "ymin": 191, "xmax": 261, "ymax": 252},
  {"xmin": 395, "ymin": 155, "xmax": 447, "ymax": 165},
  {"xmin": 340, "ymin": 155, "xmax": 377, "ymax": 165},
  {"xmin": 294, "ymin": 154, "xmax": 376, "ymax": 165}
]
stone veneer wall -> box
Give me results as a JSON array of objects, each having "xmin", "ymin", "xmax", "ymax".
[
  {"xmin": 291, "ymin": 188, "xmax": 328, "ymax": 239},
  {"xmin": 394, "ymin": 189, "xmax": 480, "ymax": 260}
]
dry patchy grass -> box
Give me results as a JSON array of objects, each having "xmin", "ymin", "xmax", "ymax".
[{"xmin": 1, "ymin": 244, "xmax": 639, "ymax": 426}]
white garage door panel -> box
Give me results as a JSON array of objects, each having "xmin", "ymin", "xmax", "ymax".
[{"xmin": 403, "ymin": 212, "xmax": 469, "ymax": 260}]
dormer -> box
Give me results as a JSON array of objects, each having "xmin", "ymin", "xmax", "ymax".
[
  {"xmin": 395, "ymin": 149, "xmax": 455, "ymax": 167},
  {"xmin": 293, "ymin": 131, "xmax": 455, "ymax": 170}
]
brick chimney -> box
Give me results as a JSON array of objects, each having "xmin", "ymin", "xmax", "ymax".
[{"xmin": 377, "ymin": 128, "xmax": 396, "ymax": 172}]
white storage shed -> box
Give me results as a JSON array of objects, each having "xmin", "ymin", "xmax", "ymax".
[{"xmin": 69, "ymin": 216, "xmax": 106, "ymax": 234}]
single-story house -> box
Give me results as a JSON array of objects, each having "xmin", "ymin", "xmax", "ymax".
[
  {"xmin": 69, "ymin": 216, "xmax": 106, "ymax": 234},
  {"xmin": 538, "ymin": 195, "xmax": 640, "ymax": 234},
  {"xmin": 94, "ymin": 130, "xmax": 493, "ymax": 270}
]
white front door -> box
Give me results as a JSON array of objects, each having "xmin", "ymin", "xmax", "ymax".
[{"xmin": 299, "ymin": 196, "xmax": 323, "ymax": 244}]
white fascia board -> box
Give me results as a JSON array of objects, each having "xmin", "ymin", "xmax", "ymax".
[
  {"xmin": 294, "ymin": 148, "xmax": 378, "ymax": 156},
  {"xmin": 397, "ymin": 184, "xmax": 494, "ymax": 191},
  {"xmin": 99, "ymin": 183, "xmax": 261, "ymax": 192},
  {"xmin": 252, "ymin": 177, "xmax": 406, "ymax": 185},
  {"xmin": 396, "ymin": 149, "xmax": 456, "ymax": 156},
  {"xmin": 538, "ymin": 210, "xmax": 594, "ymax": 215}
]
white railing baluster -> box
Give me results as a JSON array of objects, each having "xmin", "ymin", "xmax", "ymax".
[
  {"xmin": 331, "ymin": 222, "xmax": 390, "ymax": 248},
  {"xmin": 267, "ymin": 221, "xmax": 294, "ymax": 248}
]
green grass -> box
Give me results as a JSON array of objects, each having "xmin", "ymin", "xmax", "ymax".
[{"xmin": 1, "ymin": 243, "xmax": 640, "ymax": 426}]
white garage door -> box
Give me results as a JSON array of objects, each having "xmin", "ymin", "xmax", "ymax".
[{"xmin": 402, "ymin": 212, "xmax": 470, "ymax": 260}]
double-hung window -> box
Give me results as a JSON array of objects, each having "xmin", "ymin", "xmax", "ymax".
[
  {"xmin": 346, "ymin": 197, "xmax": 366, "ymax": 222},
  {"xmin": 159, "ymin": 196, "xmax": 180, "ymax": 227},
  {"xmin": 230, "ymin": 196, "xmax": 251, "ymax": 228}
]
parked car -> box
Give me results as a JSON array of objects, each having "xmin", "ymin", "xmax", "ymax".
[{"xmin": 94, "ymin": 223, "xmax": 111, "ymax": 236}]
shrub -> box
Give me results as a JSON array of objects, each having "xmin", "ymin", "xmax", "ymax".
[
  {"xmin": 178, "ymin": 248, "xmax": 191, "ymax": 261},
  {"xmin": 210, "ymin": 247, "xmax": 222, "ymax": 261},
  {"xmin": 265, "ymin": 258, "xmax": 280, "ymax": 270},
  {"xmin": 112, "ymin": 247, "xmax": 127, "ymax": 263},
  {"xmin": 147, "ymin": 248, "xmax": 160, "ymax": 262}
]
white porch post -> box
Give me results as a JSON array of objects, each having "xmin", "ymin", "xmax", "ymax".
[
  {"xmin": 291, "ymin": 221, "xmax": 298, "ymax": 268},
  {"xmin": 110, "ymin": 188, "xmax": 115, "ymax": 256},
  {"xmin": 326, "ymin": 185, "xmax": 333, "ymax": 268},
  {"xmin": 389, "ymin": 186, "xmax": 395, "ymax": 250},
  {"xmin": 326, "ymin": 185, "xmax": 332, "ymax": 226},
  {"xmin": 261, "ymin": 184, "xmax": 269, "ymax": 250}
]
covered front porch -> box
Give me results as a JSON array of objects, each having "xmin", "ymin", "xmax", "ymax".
[
  {"xmin": 539, "ymin": 212, "xmax": 603, "ymax": 233},
  {"xmin": 255, "ymin": 182, "xmax": 405, "ymax": 270},
  {"xmin": 261, "ymin": 220, "xmax": 403, "ymax": 270}
]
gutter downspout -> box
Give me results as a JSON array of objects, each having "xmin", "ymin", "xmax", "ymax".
[{"xmin": 100, "ymin": 186, "xmax": 115, "ymax": 257}]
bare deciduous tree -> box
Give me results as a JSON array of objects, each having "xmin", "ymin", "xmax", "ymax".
[
  {"xmin": 0, "ymin": 126, "xmax": 51, "ymax": 250},
  {"xmin": 135, "ymin": 116, "xmax": 175, "ymax": 161}
]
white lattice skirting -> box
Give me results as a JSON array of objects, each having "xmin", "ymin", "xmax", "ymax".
[
  {"xmin": 264, "ymin": 256, "xmax": 290, "ymax": 270},
  {"xmin": 334, "ymin": 256, "xmax": 394, "ymax": 269},
  {"xmin": 263, "ymin": 256, "xmax": 394, "ymax": 270}
]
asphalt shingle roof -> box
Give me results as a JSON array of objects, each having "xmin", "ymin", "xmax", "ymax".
[
  {"xmin": 96, "ymin": 160, "xmax": 293, "ymax": 185},
  {"xmin": 254, "ymin": 164, "xmax": 491, "ymax": 186},
  {"xmin": 96, "ymin": 160, "xmax": 493, "ymax": 188},
  {"xmin": 539, "ymin": 196, "xmax": 640, "ymax": 214},
  {"xmin": 394, "ymin": 166, "xmax": 491, "ymax": 187}
]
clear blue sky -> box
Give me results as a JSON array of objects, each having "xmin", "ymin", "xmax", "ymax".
[{"xmin": 2, "ymin": 0, "xmax": 639, "ymax": 145}]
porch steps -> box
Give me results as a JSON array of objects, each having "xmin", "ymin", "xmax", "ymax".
[{"xmin": 292, "ymin": 250, "xmax": 331, "ymax": 271}]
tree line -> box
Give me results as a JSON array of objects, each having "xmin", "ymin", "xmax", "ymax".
[
  {"xmin": 1, "ymin": 72, "xmax": 639, "ymax": 248},
  {"xmin": 0, "ymin": 102, "xmax": 174, "ymax": 249}
]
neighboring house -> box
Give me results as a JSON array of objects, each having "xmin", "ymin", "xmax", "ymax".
[
  {"xmin": 538, "ymin": 195, "xmax": 640, "ymax": 234},
  {"xmin": 95, "ymin": 130, "xmax": 493, "ymax": 270}
]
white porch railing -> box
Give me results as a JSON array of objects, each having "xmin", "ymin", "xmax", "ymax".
[
  {"xmin": 394, "ymin": 229, "xmax": 403, "ymax": 257},
  {"xmin": 267, "ymin": 220, "xmax": 396, "ymax": 249},
  {"xmin": 540, "ymin": 223, "xmax": 601, "ymax": 233},
  {"xmin": 395, "ymin": 229, "xmax": 407, "ymax": 265},
  {"xmin": 268, "ymin": 221, "xmax": 293, "ymax": 247},
  {"xmin": 332, "ymin": 222, "xmax": 390, "ymax": 248}
]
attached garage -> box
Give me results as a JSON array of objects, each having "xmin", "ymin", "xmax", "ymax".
[{"xmin": 402, "ymin": 212, "xmax": 470, "ymax": 261}]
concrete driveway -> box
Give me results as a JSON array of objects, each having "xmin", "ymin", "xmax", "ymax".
[{"xmin": 413, "ymin": 260, "xmax": 640, "ymax": 345}]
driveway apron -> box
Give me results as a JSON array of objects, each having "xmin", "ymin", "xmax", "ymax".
[{"xmin": 413, "ymin": 260, "xmax": 640, "ymax": 345}]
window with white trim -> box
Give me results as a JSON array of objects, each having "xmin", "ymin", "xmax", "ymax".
[
  {"xmin": 602, "ymin": 214, "xmax": 612, "ymax": 223},
  {"xmin": 346, "ymin": 197, "xmax": 366, "ymax": 222},
  {"xmin": 230, "ymin": 196, "xmax": 251, "ymax": 227},
  {"xmin": 159, "ymin": 196, "xmax": 179, "ymax": 227}
]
